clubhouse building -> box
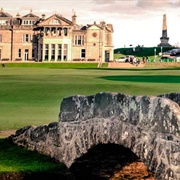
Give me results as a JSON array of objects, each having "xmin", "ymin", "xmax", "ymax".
[{"xmin": 0, "ymin": 8, "xmax": 114, "ymax": 62}]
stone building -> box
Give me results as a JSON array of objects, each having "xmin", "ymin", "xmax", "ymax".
[{"xmin": 0, "ymin": 8, "xmax": 114, "ymax": 62}]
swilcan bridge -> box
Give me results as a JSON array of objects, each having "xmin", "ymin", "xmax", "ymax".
[{"xmin": 9, "ymin": 92, "xmax": 180, "ymax": 179}]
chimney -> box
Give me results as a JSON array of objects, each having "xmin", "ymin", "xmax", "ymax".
[
  {"xmin": 100, "ymin": 21, "xmax": 105, "ymax": 29},
  {"xmin": 42, "ymin": 14, "xmax": 46, "ymax": 20},
  {"xmin": 0, "ymin": 7, "xmax": 4, "ymax": 12},
  {"xmin": 72, "ymin": 11, "xmax": 77, "ymax": 25},
  {"xmin": 16, "ymin": 12, "xmax": 20, "ymax": 18}
]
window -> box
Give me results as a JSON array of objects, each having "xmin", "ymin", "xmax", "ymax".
[
  {"xmin": 78, "ymin": 36, "xmax": 81, "ymax": 45},
  {"xmin": 57, "ymin": 44, "xmax": 62, "ymax": 60},
  {"xmin": 44, "ymin": 44, "xmax": 49, "ymax": 60},
  {"xmin": 23, "ymin": 34, "xmax": 31, "ymax": 43},
  {"xmin": 81, "ymin": 49, "xmax": 86, "ymax": 58},
  {"xmin": 30, "ymin": 20, "xmax": 34, "ymax": 25},
  {"xmin": 18, "ymin": 49, "xmax": 21, "ymax": 58},
  {"xmin": 51, "ymin": 44, "xmax": 55, "ymax": 60},
  {"xmin": 22, "ymin": 20, "xmax": 34, "ymax": 25},
  {"xmin": 0, "ymin": 34, "xmax": 2, "ymax": 42},
  {"xmin": 51, "ymin": 28, "xmax": 56, "ymax": 35},
  {"xmin": 74, "ymin": 35, "xmax": 84, "ymax": 46},
  {"xmin": 0, "ymin": 20, "xmax": 7, "ymax": 25},
  {"xmin": 45, "ymin": 27, "xmax": 50, "ymax": 35},
  {"xmin": 57, "ymin": 27, "xmax": 62, "ymax": 36},
  {"xmin": 64, "ymin": 44, "xmax": 68, "ymax": 60},
  {"xmin": 24, "ymin": 49, "xmax": 29, "ymax": 60},
  {"xmin": 32, "ymin": 49, "xmax": 35, "ymax": 58},
  {"xmin": 64, "ymin": 28, "xmax": 68, "ymax": 36}
]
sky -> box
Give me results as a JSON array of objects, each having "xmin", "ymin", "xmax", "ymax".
[{"xmin": 1, "ymin": 0, "xmax": 180, "ymax": 48}]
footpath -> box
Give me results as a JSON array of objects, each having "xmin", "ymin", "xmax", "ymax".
[{"xmin": 108, "ymin": 62, "xmax": 145, "ymax": 68}]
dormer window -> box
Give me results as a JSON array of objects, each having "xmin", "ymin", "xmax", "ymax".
[{"xmin": 22, "ymin": 20, "xmax": 34, "ymax": 25}]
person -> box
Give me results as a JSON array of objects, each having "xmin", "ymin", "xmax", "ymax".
[
  {"xmin": 133, "ymin": 57, "xmax": 137, "ymax": 66},
  {"xmin": 2, "ymin": 64, "xmax": 5, "ymax": 68},
  {"xmin": 142, "ymin": 56, "xmax": 145, "ymax": 63},
  {"xmin": 146, "ymin": 56, "xmax": 149, "ymax": 62}
]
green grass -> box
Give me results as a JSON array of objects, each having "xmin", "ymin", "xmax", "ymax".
[
  {"xmin": 2, "ymin": 62, "xmax": 100, "ymax": 69},
  {"xmin": 0, "ymin": 63, "xmax": 180, "ymax": 174},
  {"xmin": 0, "ymin": 64, "xmax": 180, "ymax": 130},
  {"xmin": 0, "ymin": 139, "xmax": 66, "ymax": 173}
]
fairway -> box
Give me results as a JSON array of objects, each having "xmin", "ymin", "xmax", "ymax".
[{"xmin": 0, "ymin": 66, "xmax": 180, "ymax": 131}]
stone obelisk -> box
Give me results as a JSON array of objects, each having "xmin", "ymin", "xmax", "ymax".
[{"xmin": 158, "ymin": 14, "xmax": 171, "ymax": 47}]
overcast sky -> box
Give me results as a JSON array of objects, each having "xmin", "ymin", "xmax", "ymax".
[{"xmin": 1, "ymin": 0, "xmax": 180, "ymax": 48}]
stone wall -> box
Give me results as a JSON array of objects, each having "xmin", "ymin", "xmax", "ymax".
[{"xmin": 9, "ymin": 92, "xmax": 180, "ymax": 180}]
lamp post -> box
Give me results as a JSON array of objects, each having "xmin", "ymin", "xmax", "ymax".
[{"xmin": 154, "ymin": 48, "xmax": 156, "ymax": 62}]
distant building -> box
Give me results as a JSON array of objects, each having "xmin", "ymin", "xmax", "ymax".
[
  {"xmin": 158, "ymin": 14, "xmax": 171, "ymax": 47},
  {"xmin": 0, "ymin": 8, "xmax": 114, "ymax": 62}
]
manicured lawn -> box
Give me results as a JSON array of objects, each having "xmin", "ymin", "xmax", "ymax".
[
  {"xmin": 0, "ymin": 63, "xmax": 180, "ymax": 131},
  {"xmin": 0, "ymin": 63, "xmax": 179, "ymax": 174}
]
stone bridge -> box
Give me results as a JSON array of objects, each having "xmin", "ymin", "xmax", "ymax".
[{"xmin": 9, "ymin": 92, "xmax": 180, "ymax": 180}]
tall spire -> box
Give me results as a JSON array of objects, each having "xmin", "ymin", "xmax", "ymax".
[
  {"xmin": 162, "ymin": 14, "xmax": 167, "ymax": 31},
  {"xmin": 158, "ymin": 14, "xmax": 171, "ymax": 47},
  {"xmin": 162, "ymin": 14, "xmax": 167, "ymax": 37}
]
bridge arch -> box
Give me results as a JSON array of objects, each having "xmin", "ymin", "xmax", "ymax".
[
  {"xmin": 70, "ymin": 143, "xmax": 154, "ymax": 179},
  {"xmin": 58, "ymin": 92, "xmax": 180, "ymax": 180},
  {"xmin": 10, "ymin": 92, "xmax": 180, "ymax": 180}
]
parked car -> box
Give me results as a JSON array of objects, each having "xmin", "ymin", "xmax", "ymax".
[{"xmin": 115, "ymin": 57, "xmax": 128, "ymax": 63}]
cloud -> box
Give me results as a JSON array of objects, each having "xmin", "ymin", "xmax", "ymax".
[
  {"xmin": 137, "ymin": 0, "xmax": 168, "ymax": 7},
  {"xmin": 89, "ymin": 0, "xmax": 149, "ymax": 19},
  {"xmin": 92, "ymin": 0, "xmax": 117, "ymax": 4}
]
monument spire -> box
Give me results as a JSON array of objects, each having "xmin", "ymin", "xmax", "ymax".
[
  {"xmin": 162, "ymin": 14, "xmax": 167, "ymax": 31},
  {"xmin": 158, "ymin": 14, "xmax": 171, "ymax": 47}
]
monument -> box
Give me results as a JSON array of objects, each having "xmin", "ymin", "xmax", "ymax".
[{"xmin": 158, "ymin": 14, "xmax": 171, "ymax": 47}]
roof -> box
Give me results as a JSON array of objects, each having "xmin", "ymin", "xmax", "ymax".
[
  {"xmin": 54, "ymin": 14, "xmax": 72, "ymax": 25},
  {"xmin": 37, "ymin": 14, "xmax": 73, "ymax": 26},
  {"xmin": 0, "ymin": 8, "xmax": 13, "ymax": 17},
  {"xmin": 22, "ymin": 10, "xmax": 39, "ymax": 18}
]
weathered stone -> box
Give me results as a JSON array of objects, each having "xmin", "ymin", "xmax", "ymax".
[{"xmin": 8, "ymin": 92, "xmax": 180, "ymax": 180}]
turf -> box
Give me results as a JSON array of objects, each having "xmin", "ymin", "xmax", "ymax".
[
  {"xmin": 0, "ymin": 63, "xmax": 180, "ymax": 174},
  {"xmin": 0, "ymin": 64, "xmax": 180, "ymax": 131},
  {"xmin": 0, "ymin": 139, "xmax": 66, "ymax": 173}
]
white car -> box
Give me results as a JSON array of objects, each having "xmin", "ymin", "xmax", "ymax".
[{"xmin": 115, "ymin": 57, "xmax": 127, "ymax": 62}]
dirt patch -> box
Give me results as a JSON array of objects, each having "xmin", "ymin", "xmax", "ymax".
[{"xmin": 0, "ymin": 130, "xmax": 16, "ymax": 138}]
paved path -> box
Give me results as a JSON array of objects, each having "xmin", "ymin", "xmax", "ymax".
[{"xmin": 108, "ymin": 62, "xmax": 145, "ymax": 68}]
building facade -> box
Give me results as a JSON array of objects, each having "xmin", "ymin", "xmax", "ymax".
[{"xmin": 0, "ymin": 8, "xmax": 114, "ymax": 62}]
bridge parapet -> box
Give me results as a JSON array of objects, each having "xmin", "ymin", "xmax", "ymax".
[
  {"xmin": 60, "ymin": 92, "xmax": 180, "ymax": 135},
  {"xmin": 9, "ymin": 92, "xmax": 180, "ymax": 180}
]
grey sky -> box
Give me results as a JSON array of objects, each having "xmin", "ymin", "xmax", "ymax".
[{"xmin": 1, "ymin": 0, "xmax": 180, "ymax": 47}]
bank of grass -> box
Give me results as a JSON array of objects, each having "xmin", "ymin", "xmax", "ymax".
[
  {"xmin": 0, "ymin": 63, "xmax": 180, "ymax": 174},
  {"xmin": 0, "ymin": 64, "xmax": 180, "ymax": 131},
  {"xmin": 2, "ymin": 62, "xmax": 106, "ymax": 68},
  {"xmin": 0, "ymin": 139, "xmax": 66, "ymax": 173}
]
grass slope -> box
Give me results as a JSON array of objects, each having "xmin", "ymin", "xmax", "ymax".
[
  {"xmin": 0, "ymin": 64, "xmax": 180, "ymax": 130},
  {"xmin": 0, "ymin": 63, "xmax": 179, "ymax": 174}
]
